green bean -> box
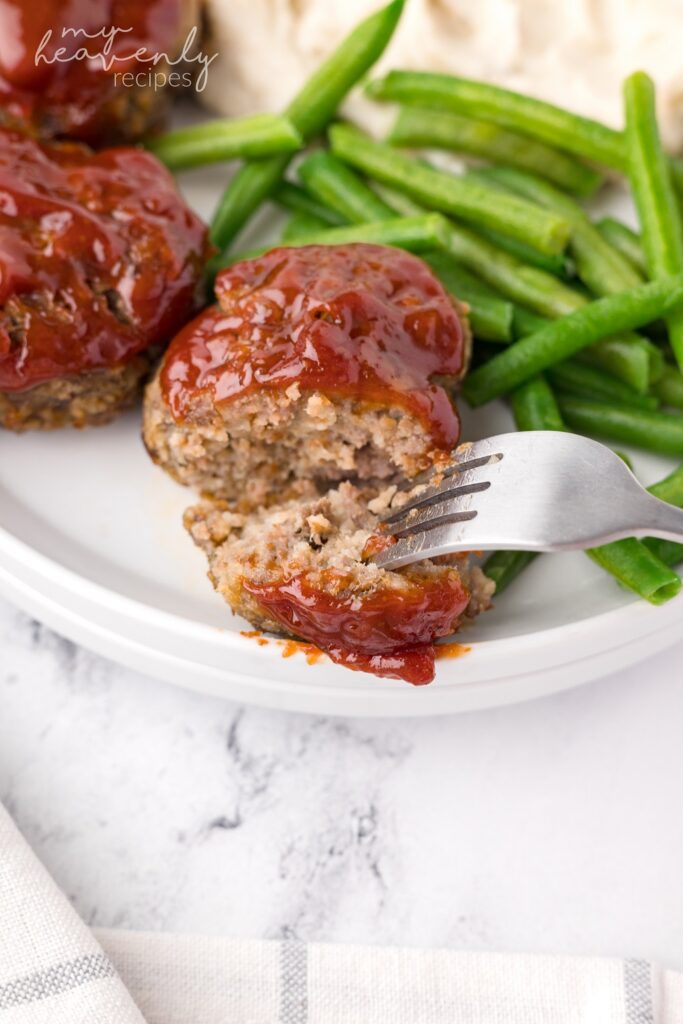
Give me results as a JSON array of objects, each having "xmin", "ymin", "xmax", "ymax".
[
  {"xmin": 366, "ymin": 70, "xmax": 683, "ymax": 198},
  {"xmin": 463, "ymin": 276, "xmax": 683, "ymax": 406},
  {"xmin": 644, "ymin": 538, "xmax": 683, "ymax": 567},
  {"xmin": 423, "ymin": 252, "xmax": 514, "ymax": 342},
  {"xmin": 579, "ymin": 337, "xmax": 660, "ymax": 394},
  {"xmin": 215, "ymin": 214, "xmax": 450, "ymax": 269},
  {"xmin": 389, "ymin": 198, "xmax": 584, "ymax": 317},
  {"xmin": 510, "ymin": 375, "xmax": 565, "ymax": 431},
  {"xmin": 547, "ymin": 360, "xmax": 659, "ymax": 410},
  {"xmin": 440, "ymin": 225, "xmax": 585, "ymax": 316},
  {"xmin": 297, "ymin": 150, "xmax": 395, "ymax": 224},
  {"xmin": 624, "ymin": 72, "xmax": 683, "ymax": 371},
  {"xmin": 366, "ymin": 180, "xmax": 585, "ymax": 317},
  {"xmin": 649, "ymin": 464, "xmax": 683, "ymax": 504},
  {"xmin": 475, "ymin": 225, "xmax": 569, "ymax": 277},
  {"xmin": 274, "ymin": 182, "xmax": 344, "ymax": 226},
  {"xmin": 367, "ymin": 71, "xmax": 624, "ymax": 164},
  {"xmin": 483, "ymin": 551, "xmax": 539, "ymax": 595},
  {"xmin": 647, "ymin": 458, "xmax": 683, "ymax": 563},
  {"xmin": 484, "ymin": 278, "xmax": 669, "ymax": 397},
  {"xmin": 558, "ymin": 396, "xmax": 683, "ymax": 456},
  {"xmin": 146, "ymin": 114, "xmax": 302, "ymax": 170},
  {"xmin": 510, "ymin": 369, "xmax": 682, "ymax": 605},
  {"xmin": 463, "ymin": 169, "xmax": 572, "ymax": 276},
  {"xmin": 654, "ymin": 365, "xmax": 683, "ymax": 409},
  {"xmin": 210, "ymin": 0, "xmax": 405, "ymax": 249},
  {"xmin": 586, "ymin": 457, "xmax": 683, "ymax": 603},
  {"xmin": 280, "ymin": 211, "xmax": 332, "ymax": 242},
  {"xmin": 512, "ymin": 306, "xmax": 548, "ymax": 338},
  {"xmin": 329, "ymin": 123, "xmax": 571, "ymax": 256},
  {"xmin": 370, "ymin": 181, "xmax": 425, "ymax": 216},
  {"xmin": 615, "ymin": 451, "xmax": 635, "ymax": 472},
  {"xmin": 277, "ymin": 175, "xmax": 513, "ymax": 340},
  {"xmin": 422, "ymin": 250, "xmax": 501, "ymax": 300},
  {"xmin": 586, "ymin": 541, "xmax": 681, "ymax": 605},
  {"xmin": 515, "ymin": 307, "xmax": 656, "ymax": 395},
  {"xmin": 482, "ymin": 165, "xmax": 664, "ymax": 391},
  {"xmin": 482, "ymin": 374, "xmax": 553, "ymax": 588},
  {"xmin": 389, "ymin": 106, "xmax": 602, "ymax": 196},
  {"xmin": 503, "ymin": 377, "xmax": 678, "ymax": 603},
  {"xmin": 645, "ymin": 465, "xmax": 683, "ymax": 567},
  {"xmin": 481, "ymin": 166, "xmax": 644, "ymax": 295},
  {"xmin": 378, "ymin": 173, "xmax": 665, "ymax": 390},
  {"xmin": 210, "ymin": 154, "xmax": 289, "ymax": 252},
  {"xmin": 596, "ymin": 218, "xmax": 647, "ymax": 274},
  {"xmin": 492, "ymin": 373, "xmax": 679, "ymax": 603}
]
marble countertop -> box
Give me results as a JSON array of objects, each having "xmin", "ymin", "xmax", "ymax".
[{"xmin": 1, "ymin": 594, "xmax": 682, "ymax": 968}]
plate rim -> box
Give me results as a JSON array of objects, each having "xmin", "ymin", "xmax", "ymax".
[{"xmin": 2, "ymin": 512, "xmax": 681, "ymax": 663}]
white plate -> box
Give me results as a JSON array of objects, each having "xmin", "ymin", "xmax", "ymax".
[{"xmin": 1, "ymin": 165, "xmax": 680, "ymax": 716}]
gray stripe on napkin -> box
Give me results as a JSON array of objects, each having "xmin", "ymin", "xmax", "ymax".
[
  {"xmin": 279, "ymin": 942, "xmax": 308, "ymax": 1023},
  {"xmin": 624, "ymin": 959, "xmax": 654, "ymax": 1024},
  {"xmin": 0, "ymin": 953, "xmax": 115, "ymax": 1010}
]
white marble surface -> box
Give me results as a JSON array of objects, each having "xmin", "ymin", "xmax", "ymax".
[{"xmin": 1, "ymin": 593, "xmax": 683, "ymax": 969}]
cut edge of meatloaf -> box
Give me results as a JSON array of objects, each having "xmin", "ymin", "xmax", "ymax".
[
  {"xmin": 0, "ymin": 355, "xmax": 153, "ymax": 431},
  {"xmin": 183, "ymin": 479, "xmax": 495, "ymax": 641},
  {"xmin": 143, "ymin": 372, "xmax": 457, "ymax": 507}
]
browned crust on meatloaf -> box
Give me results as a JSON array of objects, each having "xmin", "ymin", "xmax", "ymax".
[
  {"xmin": 0, "ymin": 355, "xmax": 154, "ymax": 431},
  {"xmin": 143, "ymin": 372, "xmax": 458, "ymax": 508}
]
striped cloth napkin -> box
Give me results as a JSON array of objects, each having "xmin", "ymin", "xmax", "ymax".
[{"xmin": 2, "ymin": 801, "xmax": 683, "ymax": 1023}]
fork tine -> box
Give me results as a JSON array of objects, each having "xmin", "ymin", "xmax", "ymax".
[
  {"xmin": 390, "ymin": 449, "xmax": 503, "ymax": 496},
  {"xmin": 389, "ymin": 500, "xmax": 479, "ymax": 538},
  {"xmin": 382, "ymin": 452, "xmax": 503, "ymax": 524},
  {"xmin": 385, "ymin": 486, "xmax": 487, "ymax": 535}
]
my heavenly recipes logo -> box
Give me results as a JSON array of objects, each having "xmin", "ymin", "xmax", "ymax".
[{"xmin": 34, "ymin": 25, "xmax": 217, "ymax": 92}]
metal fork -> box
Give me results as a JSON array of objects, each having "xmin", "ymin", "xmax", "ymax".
[{"xmin": 371, "ymin": 431, "xmax": 683, "ymax": 571}]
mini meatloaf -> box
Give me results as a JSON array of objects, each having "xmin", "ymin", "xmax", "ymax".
[
  {"xmin": 0, "ymin": 128, "xmax": 210, "ymax": 430},
  {"xmin": 185, "ymin": 481, "xmax": 493, "ymax": 684},
  {"xmin": 143, "ymin": 244, "xmax": 471, "ymax": 506},
  {"xmin": 0, "ymin": 0, "xmax": 195, "ymax": 145}
]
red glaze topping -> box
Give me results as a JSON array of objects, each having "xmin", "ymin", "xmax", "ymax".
[
  {"xmin": 244, "ymin": 569, "xmax": 471, "ymax": 685},
  {"xmin": 0, "ymin": 128, "xmax": 210, "ymax": 392},
  {"xmin": 162, "ymin": 244, "xmax": 468, "ymax": 448},
  {"xmin": 0, "ymin": 0, "xmax": 183, "ymax": 143}
]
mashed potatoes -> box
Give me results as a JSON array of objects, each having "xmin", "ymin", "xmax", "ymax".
[{"xmin": 200, "ymin": 0, "xmax": 683, "ymax": 151}]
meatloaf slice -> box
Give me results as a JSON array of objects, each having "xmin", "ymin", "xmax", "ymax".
[
  {"xmin": 143, "ymin": 244, "xmax": 471, "ymax": 504},
  {"xmin": 185, "ymin": 480, "xmax": 494, "ymax": 684}
]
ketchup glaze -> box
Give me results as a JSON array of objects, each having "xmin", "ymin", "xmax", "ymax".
[
  {"xmin": 161, "ymin": 244, "xmax": 469, "ymax": 449},
  {"xmin": 0, "ymin": 128, "xmax": 209, "ymax": 391}
]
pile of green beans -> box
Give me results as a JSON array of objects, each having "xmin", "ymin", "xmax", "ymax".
[
  {"xmin": 329, "ymin": 124, "xmax": 571, "ymax": 256},
  {"xmin": 389, "ymin": 106, "xmax": 603, "ymax": 197},
  {"xmin": 502, "ymin": 375, "xmax": 681, "ymax": 604},
  {"xmin": 366, "ymin": 70, "xmax": 683, "ymax": 197},
  {"xmin": 463, "ymin": 277, "xmax": 683, "ymax": 406},
  {"xmin": 152, "ymin": 5, "xmax": 683, "ymax": 608},
  {"xmin": 596, "ymin": 218, "xmax": 647, "ymax": 274}
]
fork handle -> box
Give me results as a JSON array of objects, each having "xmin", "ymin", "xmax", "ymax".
[{"xmin": 637, "ymin": 494, "xmax": 683, "ymax": 543}]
